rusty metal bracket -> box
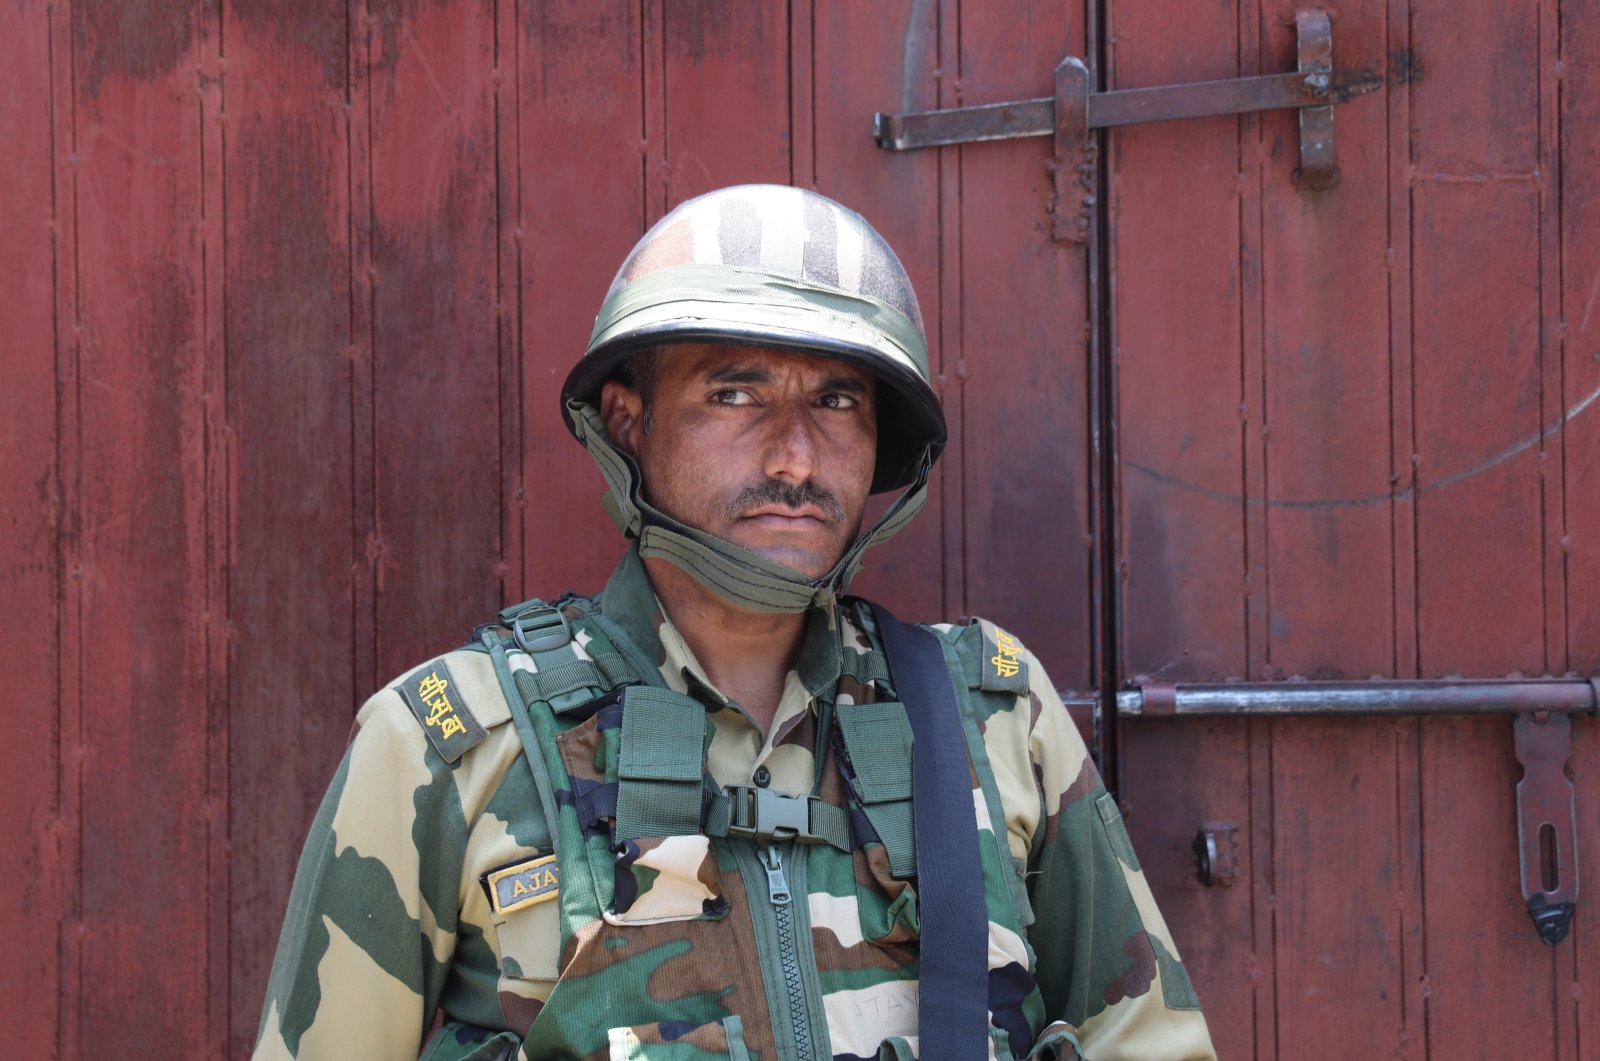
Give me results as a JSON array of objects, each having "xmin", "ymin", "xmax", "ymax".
[
  {"xmin": 1515, "ymin": 712, "xmax": 1579, "ymax": 944},
  {"xmin": 1194, "ymin": 822, "xmax": 1240, "ymax": 887},
  {"xmin": 874, "ymin": 9, "xmax": 1363, "ymax": 241}
]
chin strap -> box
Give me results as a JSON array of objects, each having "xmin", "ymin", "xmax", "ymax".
[{"xmin": 569, "ymin": 401, "xmax": 930, "ymax": 614}]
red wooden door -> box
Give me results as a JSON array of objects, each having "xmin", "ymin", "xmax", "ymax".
[
  {"xmin": 1099, "ymin": 3, "xmax": 1600, "ymax": 1059},
  {"xmin": 5, "ymin": 1, "xmax": 1594, "ymax": 1057}
]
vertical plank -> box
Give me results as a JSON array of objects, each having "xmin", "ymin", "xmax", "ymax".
[
  {"xmin": 1560, "ymin": 0, "xmax": 1600, "ymax": 1052},
  {"xmin": 1384, "ymin": 1, "xmax": 1426, "ymax": 1049},
  {"xmin": 1256, "ymin": 1, "xmax": 1395, "ymax": 682},
  {"xmin": 1410, "ymin": 32, "xmax": 1544, "ymax": 680},
  {"xmin": 1566, "ymin": 0, "xmax": 1600, "ymax": 681},
  {"xmin": 368, "ymin": 0, "xmax": 503, "ymax": 676},
  {"xmin": 956, "ymin": 0, "xmax": 1091, "ymax": 683},
  {"xmin": 1251, "ymin": 4, "xmax": 1412, "ymax": 1058},
  {"xmin": 811, "ymin": 0, "xmax": 948, "ymax": 624},
  {"xmin": 0, "ymin": 0, "xmax": 61, "ymax": 1053},
  {"xmin": 661, "ymin": 0, "xmax": 791, "ymax": 204},
  {"xmin": 195, "ymin": 5, "xmax": 228, "ymax": 1052},
  {"xmin": 517, "ymin": 0, "xmax": 648, "ymax": 599},
  {"xmin": 67, "ymin": 0, "xmax": 212, "ymax": 1051},
  {"xmin": 1110, "ymin": 0, "xmax": 1248, "ymax": 685},
  {"xmin": 47, "ymin": 1, "xmax": 81, "ymax": 1053},
  {"xmin": 1270, "ymin": 717, "xmax": 1406, "ymax": 1057},
  {"xmin": 1408, "ymin": 0, "xmax": 1558, "ymax": 1056},
  {"xmin": 1107, "ymin": 0, "xmax": 1257, "ymax": 1052},
  {"xmin": 222, "ymin": 4, "xmax": 355, "ymax": 1053}
]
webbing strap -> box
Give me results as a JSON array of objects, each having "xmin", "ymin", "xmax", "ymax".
[
  {"xmin": 873, "ymin": 605, "xmax": 989, "ymax": 1061},
  {"xmin": 529, "ymin": 654, "xmax": 634, "ymax": 707},
  {"xmin": 615, "ymin": 687, "xmax": 708, "ymax": 839}
]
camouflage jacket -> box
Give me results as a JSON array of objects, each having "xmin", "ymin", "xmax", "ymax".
[{"xmin": 254, "ymin": 548, "xmax": 1215, "ymax": 1061}]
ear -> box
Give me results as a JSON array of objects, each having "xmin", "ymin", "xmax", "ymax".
[{"xmin": 599, "ymin": 379, "xmax": 645, "ymax": 459}]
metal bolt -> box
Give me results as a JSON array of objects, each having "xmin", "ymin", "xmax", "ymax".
[{"xmin": 1305, "ymin": 72, "xmax": 1331, "ymax": 95}]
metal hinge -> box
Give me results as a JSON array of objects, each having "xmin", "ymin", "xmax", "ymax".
[
  {"xmin": 1119, "ymin": 676, "xmax": 1595, "ymax": 944},
  {"xmin": 875, "ymin": 9, "xmax": 1372, "ymax": 242}
]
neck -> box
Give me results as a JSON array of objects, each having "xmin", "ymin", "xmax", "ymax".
[{"xmin": 643, "ymin": 555, "xmax": 809, "ymax": 733}]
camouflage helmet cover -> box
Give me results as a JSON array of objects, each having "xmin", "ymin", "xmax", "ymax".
[{"xmin": 562, "ymin": 184, "xmax": 947, "ymax": 492}]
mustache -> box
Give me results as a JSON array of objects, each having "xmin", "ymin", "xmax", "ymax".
[{"xmin": 724, "ymin": 479, "xmax": 846, "ymax": 524}]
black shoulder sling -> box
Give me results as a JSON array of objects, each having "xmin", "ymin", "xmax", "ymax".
[{"xmin": 873, "ymin": 605, "xmax": 991, "ymax": 1061}]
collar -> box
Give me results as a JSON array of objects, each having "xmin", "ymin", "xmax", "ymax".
[{"xmin": 596, "ymin": 544, "xmax": 845, "ymax": 703}]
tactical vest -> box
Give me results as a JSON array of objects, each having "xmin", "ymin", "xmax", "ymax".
[{"xmin": 446, "ymin": 593, "xmax": 1050, "ymax": 1061}]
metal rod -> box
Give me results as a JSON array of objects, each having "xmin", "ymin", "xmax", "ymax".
[
  {"xmin": 1088, "ymin": 71, "xmax": 1319, "ymax": 128},
  {"xmin": 1118, "ymin": 679, "xmax": 1600, "ymax": 718},
  {"xmin": 874, "ymin": 99, "xmax": 1053, "ymax": 151},
  {"xmin": 873, "ymin": 73, "xmax": 1326, "ymax": 152}
]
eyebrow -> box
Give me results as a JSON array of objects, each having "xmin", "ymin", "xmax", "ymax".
[
  {"xmin": 704, "ymin": 366, "xmax": 774, "ymax": 386},
  {"xmin": 703, "ymin": 365, "xmax": 870, "ymax": 394}
]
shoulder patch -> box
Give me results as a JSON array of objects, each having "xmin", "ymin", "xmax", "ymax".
[
  {"xmin": 483, "ymin": 854, "xmax": 560, "ymax": 915},
  {"xmin": 976, "ymin": 619, "xmax": 1030, "ymax": 694},
  {"xmin": 400, "ymin": 658, "xmax": 489, "ymax": 763}
]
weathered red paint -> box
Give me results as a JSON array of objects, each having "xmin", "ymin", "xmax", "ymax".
[
  {"xmin": 222, "ymin": 4, "xmax": 357, "ymax": 1053},
  {"xmin": 1564, "ymin": 8, "xmax": 1600, "ymax": 1057},
  {"xmin": 1113, "ymin": 0, "xmax": 1593, "ymax": 1058},
  {"xmin": 369, "ymin": 1, "xmax": 503, "ymax": 683},
  {"xmin": 954, "ymin": 0, "xmax": 1093, "ymax": 683},
  {"xmin": 12, "ymin": 1, "xmax": 1599, "ymax": 1057},
  {"xmin": 62, "ymin": 1, "xmax": 214, "ymax": 1053},
  {"xmin": 515, "ymin": 0, "xmax": 648, "ymax": 604},
  {"xmin": 2, "ymin": 0, "xmax": 60, "ymax": 1054}
]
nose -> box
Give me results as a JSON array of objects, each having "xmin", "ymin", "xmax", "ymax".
[{"xmin": 760, "ymin": 398, "xmax": 820, "ymax": 485}]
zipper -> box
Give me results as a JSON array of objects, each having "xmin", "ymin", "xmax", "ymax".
[
  {"xmin": 736, "ymin": 841, "xmax": 820, "ymax": 1061},
  {"xmin": 763, "ymin": 844, "xmax": 811, "ymax": 1061}
]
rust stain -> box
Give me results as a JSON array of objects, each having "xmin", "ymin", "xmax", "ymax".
[
  {"xmin": 1329, "ymin": 50, "xmax": 1425, "ymax": 105},
  {"xmin": 76, "ymin": 0, "xmax": 195, "ymax": 99},
  {"xmin": 899, "ymin": 0, "xmax": 935, "ymax": 114},
  {"xmin": 231, "ymin": 0, "xmax": 347, "ymax": 89}
]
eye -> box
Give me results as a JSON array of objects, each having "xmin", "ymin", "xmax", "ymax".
[
  {"xmin": 817, "ymin": 392, "xmax": 860, "ymax": 410},
  {"xmin": 711, "ymin": 388, "xmax": 754, "ymax": 406}
]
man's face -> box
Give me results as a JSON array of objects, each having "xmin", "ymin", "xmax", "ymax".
[{"xmin": 601, "ymin": 343, "xmax": 878, "ymax": 579}]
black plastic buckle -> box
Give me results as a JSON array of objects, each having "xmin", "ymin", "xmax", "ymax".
[
  {"xmin": 511, "ymin": 607, "xmax": 572, "ymax": 654},
  {"xmin": 725, "ymin": 785, "xmax": 821, "ymax": 844}
]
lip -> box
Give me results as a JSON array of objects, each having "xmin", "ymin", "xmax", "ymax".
[{"xmin": 740, "ymin": 504, "xmax": 830, "ymax": 526}]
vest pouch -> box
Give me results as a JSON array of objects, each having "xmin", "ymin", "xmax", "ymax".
[
  {"xmin": 835, "ymin": 701, "xmax": 921, "ymax": 946},
  {"xmin": 605, "ymin": 1015, "xmax": 752, "ymax": 1060},
  {"xmin": 555, "ymin": 686, "xmax": 730, "ymax": 925}
]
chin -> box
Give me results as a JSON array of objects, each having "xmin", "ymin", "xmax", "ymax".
[{"xmin": 733, "ymin": 537, "xmax": 839, "ymax": 580}]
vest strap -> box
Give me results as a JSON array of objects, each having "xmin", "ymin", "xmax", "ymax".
[{"xmin": 873, "ymin": 604, "xmax": 990, "ymax": 1061}]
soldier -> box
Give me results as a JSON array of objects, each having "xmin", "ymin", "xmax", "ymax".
[{"xmin": 254, "ymin": 185, "xmax": 1216, "ymax": 1061}]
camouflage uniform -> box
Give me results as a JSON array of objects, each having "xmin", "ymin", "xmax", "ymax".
[{"xmin": 254, "ymin": 548, "xmax": 1215, "ymax": 1061}]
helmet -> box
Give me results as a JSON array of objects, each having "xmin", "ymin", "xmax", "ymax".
[
  {"xmin": 563, "ymin": 184, "xmax": 945, "ymax": 492},
  {"xmin": 562, "ymin": 185, "xmax": 947, "ymax": 612}
]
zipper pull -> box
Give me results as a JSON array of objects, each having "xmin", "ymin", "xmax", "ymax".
[{"xmin": 763, "ymin": 844, "xmax": 792, "ymax": 906}]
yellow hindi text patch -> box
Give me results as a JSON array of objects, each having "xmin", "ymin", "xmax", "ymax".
[
  {"xmin": 978, "ymin": 619, "xmax": 1030, "ymax": 693},
  {"xmin": 486, "ymin": 855, "xmax": 561, "ymax": 915}
]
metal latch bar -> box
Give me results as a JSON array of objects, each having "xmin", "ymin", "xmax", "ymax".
[
  {"xmin": 874, "ymin": 70, "xmax": 1323, "ymax": 152},
  {"xmin": 1113, "ymin": 675, "xmax": 1594, "ymax": 945},
  {"xmin": 873, "ymin": 8, "xmax": 1353, "ymax": 241},
  {"xmin": 1117, "ymin": 677, "xmax": 1599, "ymax": 718}
]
